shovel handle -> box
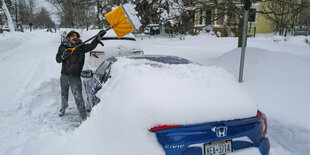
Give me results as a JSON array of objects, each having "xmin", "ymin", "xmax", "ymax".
[
  {"xmin": 75, "ymin": 27, "xmax": 111, "ymax": 49},
  {"xmin": 65, "ymin": 47, "xmax": 76, "ymax": 54}
]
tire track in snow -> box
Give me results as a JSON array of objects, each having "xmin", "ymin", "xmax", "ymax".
[
  {"xmin": 0, "ymin": 32, "xmax": 59, "ymax": 110},
  {"xmin": 0, "ymin": 78, "xmax": 82, "ymax": 155},
  {"xmin": 0, "ymin": 31, "xmax": 69, "ymax": 155},
  {"xmin": 268, "ymin": 119, "xmax": 310, "ymax": 155}
]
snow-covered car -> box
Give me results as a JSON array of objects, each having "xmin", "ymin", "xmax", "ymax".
[
  {"xmin": 81, "ymin": 55, "xmax": 270, "ymax": 155},
  {"xmin": 144, "ymin": 24, "xmax": 160, "ymax": 35},
  {"xmin": 83, "ymin": 31, "xmax": 144, "ymax": 71}
]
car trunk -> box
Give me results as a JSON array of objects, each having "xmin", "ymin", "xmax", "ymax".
[{"xmin": 151, "ymin": 112, "xmax": 265, "ymax": 155}]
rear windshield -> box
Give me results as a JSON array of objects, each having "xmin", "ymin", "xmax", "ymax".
[{"xmin": 129, "ymin": 56, "xmax": 193, "ymax": 65}]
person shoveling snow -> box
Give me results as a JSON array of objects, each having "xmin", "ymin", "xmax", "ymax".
[
  {"xmin": 55, "ymin": 5, "xmax": 141, "ymax": 121},
  {"xmin": 56, "ymin": 30, "xmax": 106, "ymax": 120}
]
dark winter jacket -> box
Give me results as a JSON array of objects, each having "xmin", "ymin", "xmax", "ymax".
[{"xmin": 56, "ymin": 38, "xmax": 100, "ymax": 76}]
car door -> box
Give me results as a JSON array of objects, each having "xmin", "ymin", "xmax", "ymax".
[{"xmin": 83, "ymin": 59, "xmax": 114, "ymax": 109}]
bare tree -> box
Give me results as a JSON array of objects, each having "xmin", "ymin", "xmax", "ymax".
[
  {"xmin": 132, "ymin": 0, "xmax": 169, "ymax": 28},
  {"xmin": 195, "ymin": 0, "xmax": 252, "ymax": 47},
  {"xmin": 34, "ymin": 7, "xmax": 55, "ymax": 28},
  {"xmin": 131, "ymin": 0, "xmax": 191, "ymax": 34},
  {"xmin": 28, "ymin": 0, "xmax": 36, "ymax": 23},
  {"xmin": 260, "ymin": 0, "xmax": 303, "ymax": 36},
  {"xmin": 298, "ymin": 0, "xmax": 310, "ymax": 27},
  {"xmin": 1, "ymin": 0, "xmax": 15, "ymax": 32},
  {"xmin": 47, "ymin": 0, "xmax": 100, "ymax": 28},
  {"xmin": 18, "ymin": 0, "xmax": 30, "ymax": 24},
  {"xmin": 47, "ymin": 0, "xmax": 75, "ymax": 27}
]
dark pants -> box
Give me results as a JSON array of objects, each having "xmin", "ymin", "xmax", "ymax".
[{"xmin": 60, "ymin": 74, "xmax": 86, "ymax": 119}]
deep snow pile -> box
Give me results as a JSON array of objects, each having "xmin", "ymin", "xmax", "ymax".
[
  {"xmin": 212, "ymin": 47, "xmax": 310, "ymax": 154},
  {"xmin": 213, "ymin": 47, "xmax": 310, "ymax": 128},
  {"xmin": 20, "ymin": 58, "xmax": 257, "ymax": 155}
]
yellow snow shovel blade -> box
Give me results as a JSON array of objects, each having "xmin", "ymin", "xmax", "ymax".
[{"xmin": 105, "ymin": 5, "xmax": 135, "ymax": 38}]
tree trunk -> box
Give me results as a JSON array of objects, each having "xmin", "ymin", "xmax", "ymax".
[
  {"xmin": 238, "ymin": 17, "xmax": 243, "ymax": 47},
  {"xmin": 1, "ymin": 0, "xmax": 15, "ymax": 32},
  {"xmin": 86, "ymin": 0, "xmax": 89, "ymax": 31},
  {"xmin": 96, "ymin": 0, "xmax": 102, "ymax": 29}
]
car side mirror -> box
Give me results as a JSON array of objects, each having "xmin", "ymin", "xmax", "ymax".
[{"xmin": 81, "ymin": 70, "xmax": 93, "ymax": 78}]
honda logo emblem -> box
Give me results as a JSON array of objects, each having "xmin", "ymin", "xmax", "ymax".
[{"xmin": 212, "ymin": 126, "xmax": 228, "ymax": 137}]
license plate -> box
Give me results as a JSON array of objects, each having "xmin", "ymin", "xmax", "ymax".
[{"xmin": 204, "ymin": 140, "xmax": 233, "ymax": 155}]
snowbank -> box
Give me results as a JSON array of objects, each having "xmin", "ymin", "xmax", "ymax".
[
  {"xmin": 213, "ymin": 47, "xmax": 310, "ymax": 154},
  {"xmin": 213, "ymin": 47, "xmax": 310, "ymax": 127},
  {"xmin": 21, "ymin": 58, "xmax": 257, "ymax": 155}
]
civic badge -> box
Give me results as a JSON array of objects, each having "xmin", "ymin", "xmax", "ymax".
[{"xmin": 212, "ymin": 126, "xmax": 228, "ymax": 137}]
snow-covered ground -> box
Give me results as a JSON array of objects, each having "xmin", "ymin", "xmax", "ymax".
[{"xmin": 0, "ymin": 30, "xmax": 309, "ymax": 155}]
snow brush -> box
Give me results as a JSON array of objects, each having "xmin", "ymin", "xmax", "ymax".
[{"xmin": 66, "ymin": 4, "xmax": 141, "ymax": 54}]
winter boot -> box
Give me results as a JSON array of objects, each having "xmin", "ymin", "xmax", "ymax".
[{"xmin": 59, "ymin": 109, "xmax": 65, "ymax": 117}]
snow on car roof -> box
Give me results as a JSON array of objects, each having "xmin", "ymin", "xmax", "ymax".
[
  {"xmin": 146, "ymin": 24, "xmax": 160, "ymax": 26},
  {"xmin": 102, "ymin": 57, "xmax": 257, "ymax": 125},
  {"xmin": 124, "ymin": 55, "xmax": 193, "ymax": 64}
]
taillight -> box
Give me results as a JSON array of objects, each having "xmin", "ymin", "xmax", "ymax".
[
  {"xmin": 150, "ymin": 125, "xmax": 182, "ymax": 132},
  {"xmin": 90, "ymin": 51, "xmax": 105, "ymax": 58},
  {"xmin": 132, "ymin": 51, "xmax": 144, "ymax": 54},
  {"xmin": 255, "ymin": 110, "xmax": 267, "ymax": 142}
]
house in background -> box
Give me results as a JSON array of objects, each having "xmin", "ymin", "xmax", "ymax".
[{"xmin": 193, "ymin": 1, "xmax": 301, "ymax": 37}]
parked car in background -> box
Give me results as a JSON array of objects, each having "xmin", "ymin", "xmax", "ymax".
[
  {"xmin": 81, "ymin": 55, "xmax": 270, "ymax": 155},
  {"xmin": 144, "ymin": 24, "xmax": 160, "ymax": 35},
  {"xmin": 83, "ymin": 30, "xmax": 144, "ymax": 71}
]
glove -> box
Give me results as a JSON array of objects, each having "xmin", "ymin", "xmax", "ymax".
[
  {"xmin": 97, "ymin": 30, "xmax": 106, "ymax": 40},
  {"xmin": 61, "ymin": 48, "xmax": 73, "ymax": 60},
  {"xmin": 99, "ymin": 40, "xmax": 104, "ymax": 46}
]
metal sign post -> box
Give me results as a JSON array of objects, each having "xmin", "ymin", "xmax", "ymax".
[{"xmin": 238, "ymin": 0, "xmax": 251, "ymax": 83}]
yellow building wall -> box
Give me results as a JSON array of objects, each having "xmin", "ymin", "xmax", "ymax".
[
  {"xmin": 194, "ymin": 10, "xmax": 199, "ymax": 26},
  {"xmin": 247, "ymin": 2, "xmax": 275, "ymax": 35},
  {"xmin": 249, "ymin": 0, "xmax": 300, "ymax": 34}
]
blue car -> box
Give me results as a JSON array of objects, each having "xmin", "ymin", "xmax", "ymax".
[
  {"xmin": 150, "ymin": 110, "xmax": 269, "ymax": 155},
  {"xmin": 81, "ymin": 55, "xmax": 270, "ymax": 155}
]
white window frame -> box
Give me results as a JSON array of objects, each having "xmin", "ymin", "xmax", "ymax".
[{"xmin": 236, "ymin": 3, "xmax": 259, "ymax": 24}]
